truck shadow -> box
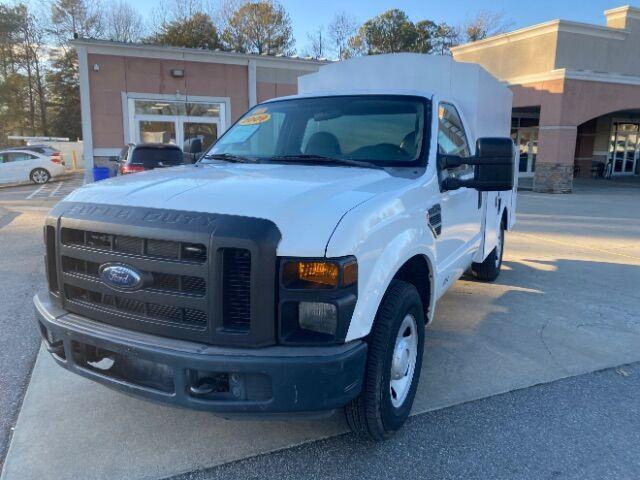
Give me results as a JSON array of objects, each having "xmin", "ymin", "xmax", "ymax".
[{"xmin": 414, "ymin": 256, "xmax": 640, "ymax": 415}]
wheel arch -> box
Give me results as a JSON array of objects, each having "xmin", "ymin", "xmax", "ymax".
[
  {"xmin": 391, "ymin": 254, "xmax": 434, "ymax": 325},
  {"xmin": 502, "ymin": 207, "xmax": 509, "ymax": 230}
]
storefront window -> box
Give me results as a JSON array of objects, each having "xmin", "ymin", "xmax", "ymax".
[
  {"xmin": 134, "ymin": 100, "xmax": 221, "ymax": 118},
  {"xmin": 139, "ymin": 120, "xmax": 177, "ymax": 144},
  {"xmin": 129, "ymin": 98, "xmax": 225, "ymax": 157}
]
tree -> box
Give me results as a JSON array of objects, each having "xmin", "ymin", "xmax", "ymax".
[
  {"xmin": 49, "ymin": 0, "xmax": 104, "ymax": 44},
  {"xmin": 221, "ymin": 1, "xmax": 294, "ymax": 55},
  {"xmin": 0, "ymin": 4, "xmax": 49, "ymax": 140},
  {"xmin": 46, "ymin": 49, "xmax": 82, "ymax": 140},
  {"xmin": 148, "ymin": 12, "xmax": 220, "ymax": 49},
  {"xmin": 347, "ymin": 9, "xmax": 432, "ymax": 56},
  {"xmin": 104, "ymin": 1, "xmax": 145, "ymax": 42},
  {"xmin": 0, "ymin": 4, "xmax": 24, "ymax": 76},
  {"xmin": 18, "ymin": 7, "xmax": 49, "ymax": 134},
  {"xmin": 327, "ymin": 12, "xmax": 357, "ymax": 60},
  {"xmin": 303, "ymin": 27, "xmax": 325, "ymax": 59},
  {"xmin": 431, "ymin": 22, "xmax": 460, "ymax": 55},
  {"xmin": 463, "ymin": 10, "xmax": 513, "ymax": 42},
  {"xmin": 152, "ymin": 0, "xmax": 216, "ymax": 26}
]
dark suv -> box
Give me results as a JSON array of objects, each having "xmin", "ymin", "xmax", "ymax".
[{"xmin": 117, "ymin": 143, "xmax": 184, "ymax": 175}]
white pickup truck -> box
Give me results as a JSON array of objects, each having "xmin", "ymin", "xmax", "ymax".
[{"xmin": 34, "ymin": 54, "xmax": 516, "ymax": 440}]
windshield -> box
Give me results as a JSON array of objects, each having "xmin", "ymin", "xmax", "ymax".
[
  {"xmin": 206, "ymin": 95, "xmax": 428, "ymax": 167},
  {"xmin": 130, "ymin": 146, "xmax": 184, "ymax": 167}
]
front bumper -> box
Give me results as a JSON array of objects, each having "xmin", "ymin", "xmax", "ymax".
[{"xmin": 34, "ymin": 293, "xmax": 367, "ymax": 414}]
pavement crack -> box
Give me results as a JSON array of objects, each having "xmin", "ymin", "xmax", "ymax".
[{"xmin": 539, "ymin": 320, "xmax": 569, "ymax": 374}]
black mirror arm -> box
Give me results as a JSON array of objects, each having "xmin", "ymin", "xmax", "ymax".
[{"xmin": 438, "ymin": 154, "xmax": 466, "ymax": 170}]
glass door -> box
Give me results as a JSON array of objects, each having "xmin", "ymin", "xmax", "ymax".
[
  {"xmin": 511, "ymin": 128, "xmax": 538, "ymax": 177},
  {"xmin": 610, "ymin": 123, "xmax": 640, "ymax": 176},
  {"xmin": 129, "ymin": 99, "xmax": 225, "ymax": 157},
  {"xmin": 182, "ymin": 117, "xmax": 220, "ymax": 161},
  {"xmin": 136, "ymin": 116, "xmax": 178, "ymax": 144}
]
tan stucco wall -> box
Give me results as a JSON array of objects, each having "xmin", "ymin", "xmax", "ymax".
[
  {"xmin": 453, "ymin": 32, "xmax": 558, "ymax": 80},
  {"xmin": 554, "ymin": 23, "xmax": 640, "ymax": 77}
]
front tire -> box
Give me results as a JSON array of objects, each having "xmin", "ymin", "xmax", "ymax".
[
  {"xmin": 30, "ymin": 168, "xmax": 50, "ymax": 184},
  {"xmin": 471, "ymin": 222, "xmax": 505, "ymax": 281},
  {"xmin": 345, "ymin": 280, "xmax": 425, "ymax": 441}
]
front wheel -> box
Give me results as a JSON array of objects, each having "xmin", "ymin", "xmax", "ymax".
[
  {"xmin": 345, "ymin": 280, "xmax": 425, "ymax": 441},
  {"xmin": 30, "ymin": 168, "xmax": 50, "ymax": 184},
  {"xmin": 471, "ymin": 222, "xmax": 505, "ymax": 282}
]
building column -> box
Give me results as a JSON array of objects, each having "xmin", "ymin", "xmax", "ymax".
[
  {"xmin": 533, "ymin": 125, "xmax": 577, "ymax": 193},
  {"xmin": 248, "ymin": 59, "xmax": 257, "ymax": 108},
  {"xmin": 76, "ymin": 45, "xmax": 94, "ymax": 184}
]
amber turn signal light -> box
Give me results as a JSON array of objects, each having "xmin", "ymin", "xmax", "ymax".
[
  {"xmin": 282, "ymin": 259, "xmax": 357, "ymax": 289},
  {"xmin": 283, "ymin": 261, "xmax": 339, "ymax": 289}
]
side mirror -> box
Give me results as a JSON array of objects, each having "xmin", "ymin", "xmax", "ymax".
[{"xmin": 441, "ymin": 137, "xmax": 514, "ymax": 192}]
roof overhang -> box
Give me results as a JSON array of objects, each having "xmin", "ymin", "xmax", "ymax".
[
  {"xmin": 451, "ymin": 19, "xmax": 628, "ymax": 55},
  {"xmin": 71, "ymin": 38, "xmax": 327, "ymax": 71},
  {"xmin": 503, "ymin": 68, "xmax": 640, "ymax": 87}
]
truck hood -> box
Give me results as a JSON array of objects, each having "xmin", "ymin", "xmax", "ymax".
[{"xmin": 63, "ymin": 163, "xmax": 407, "ymax": 256}]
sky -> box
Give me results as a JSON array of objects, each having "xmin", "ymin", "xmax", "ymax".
[{"xmin": 128, "ymin": 0, "xmax": 640, "ymax": 52}]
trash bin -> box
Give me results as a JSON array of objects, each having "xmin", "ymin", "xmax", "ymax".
[{"xmin": 92, "ymin": 167, "xmax": 110, "ymax": 182}]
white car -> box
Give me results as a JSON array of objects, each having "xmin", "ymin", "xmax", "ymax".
[{"xmin": 0, "ymin": 149, "xmax": 66, "ymax": 185}]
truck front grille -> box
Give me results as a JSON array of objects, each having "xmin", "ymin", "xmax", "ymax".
[
  {"xmin": 61, "ymin": 228, "xmax": 207, "ymax": 263},
  {"xmin": 48, "ymin": 204, "xmax": 279, "ymax": 347},
  {"xmin": 222, "ymin": 248, "xmax": 252, "ymax": 331},
  {"xmin": 61, "ymin": 257, "xmax": 206, "ymax": 296},
  {"xmin": 64, "ymin": 285, "xmax": 207, "ymax": 328}
]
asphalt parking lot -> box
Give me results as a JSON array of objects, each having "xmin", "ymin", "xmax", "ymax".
[
  {"xmin": 0, "ymin": 173, "xmax": 84, "ymax": 205},
  {"xmin": 1, "ymin": 178, "xmax": 639, "ymax": 480}
]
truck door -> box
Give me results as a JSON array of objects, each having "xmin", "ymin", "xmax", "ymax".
[{"xmin": 434, "ymin": 103, "xmax": 483, "ymax": 293}]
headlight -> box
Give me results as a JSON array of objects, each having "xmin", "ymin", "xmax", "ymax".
[
  {"xmin": 282, "ymin": 259, "xmax": 357, "ymax": 289},
  {"xmin": 279, "ymin": 257, "xmax": 357, "ymax": 345}
]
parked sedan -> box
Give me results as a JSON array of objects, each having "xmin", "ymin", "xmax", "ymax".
[
  {"xmin": 0, "ymin": 149, "xmax": 66, "ymax": 185},
  {"xmin": 117, "ymin": 143, "xmax": 184, "ymax": 175},
  {"xmin": 5, "ymin": 144, "xmax": 63, "ymax": 162}
]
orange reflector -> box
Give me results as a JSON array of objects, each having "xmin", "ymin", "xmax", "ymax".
[{"xmin": 342, "ymin": 261, "xmax": 358, "ymax": 286}]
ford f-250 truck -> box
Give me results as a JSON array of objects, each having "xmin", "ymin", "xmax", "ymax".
[{"xmin": 34, "ymin": 54, "xmax": 516, "ymax": 440}]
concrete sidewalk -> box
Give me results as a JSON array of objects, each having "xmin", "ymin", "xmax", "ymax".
[{"xmin": 2, "ymin": 187, "xmax": 640, "ymax": 480}]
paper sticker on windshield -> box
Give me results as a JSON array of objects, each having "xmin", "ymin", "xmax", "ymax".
[{"xmin": 239, "ymin": 112, "xmax": 271, "ymax": 126}]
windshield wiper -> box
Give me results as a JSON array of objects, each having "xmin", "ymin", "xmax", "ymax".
[
  {"xmin": 200, "ymin": 153, "xmax": 260, "ymax": 164},
  {"xmin": 271, "ymin": 154, "xmax": 383, "ymax": 170}
]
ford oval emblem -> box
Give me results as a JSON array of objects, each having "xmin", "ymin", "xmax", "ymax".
[{"xmin": 99, "ymin": 263, "xmax": 144, "ymax": 291}]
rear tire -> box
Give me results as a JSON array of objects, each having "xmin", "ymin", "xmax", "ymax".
[
  {"xmin": 30, "ymin": 168, "xmax": 50, "ymax": 184},
  {"xmin": 471, "ymin": 222, "xmax": 505, "ymax": 282},
  {"xmin": 345, "ymin": 280, "xmax": 425, "ymax": 441}
]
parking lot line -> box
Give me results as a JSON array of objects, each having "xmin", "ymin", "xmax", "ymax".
[
  {"xmin": 25, "ymin": 184, "xmax": 46, "ymax": 200},
  {"xmin": 48, "ymin": 182, "xmax": 63, "ymax": 198}
]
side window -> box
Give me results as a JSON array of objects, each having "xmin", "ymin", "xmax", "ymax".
[
  {"xmin": 437, "ymin": 103, "xmax": 473, "ymax": 179},
  {"xmin": 5, "ymin": 152, "xmax": 34, "ymax": 163}
]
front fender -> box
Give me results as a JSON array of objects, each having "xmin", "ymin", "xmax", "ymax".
[{"xmin": 325, "ymin": 188, "xmax": 438, "ymax": 342}]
